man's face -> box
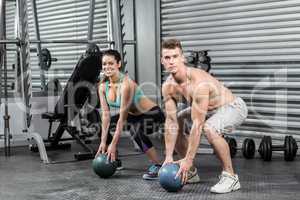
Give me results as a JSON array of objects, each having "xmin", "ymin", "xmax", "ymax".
[{"xmin": 161, "ymin": 47, "xmax": 185, "ymax": 74}]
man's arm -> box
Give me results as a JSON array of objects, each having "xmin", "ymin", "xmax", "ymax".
[
  {"xmin": 175, "ymin": 84, "xmax": 209, "ymax": 183},
  {"xmin": 185, "ymin": 85, "xmax": 209, "ymax": 162},
  {"xmin": 162, "ymin": 83, "xmax": 178, "ymax": 162}
]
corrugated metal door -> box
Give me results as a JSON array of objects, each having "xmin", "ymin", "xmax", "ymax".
[
  {"xmin": 161, "ymin": 0, "xmax": 300, "ymax": 140},
  {"xmin": 26, "ymin": 0, "xmax": 109, "ymax": 90},
  {"xmin": 4, "ymin": 0, "xmax": 109, "ymax": 92},
  {"xmin": 3, "ymin": 0, "xmax": 17, "ymax": 95}
]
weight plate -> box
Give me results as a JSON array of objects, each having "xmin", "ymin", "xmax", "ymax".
[
  {"xmin": 225, "ymin": 137, "xmax": 237, "ymax": 158},
  {"xmin": 242, "ymin": 138, "xmax": 255, "ymax": 159},
  {"xmin": 259, "ymin": 136, "xmax": 267, "ymax": 158},
  {"xmin": 292, "ymin": 137, "xmax": 298, "ymax": 158},
  {"xmin": 284, "ymin": 136, "xmax": 294, "ymax": 161},
  {"xmin": 263, "ymin": 136, "xmax": 272, "ymax": 161}
]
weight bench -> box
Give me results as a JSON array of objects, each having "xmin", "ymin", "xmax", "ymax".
[{"xmin": 39, "ymin": 46, "xmax": 102, "ymax": 160}]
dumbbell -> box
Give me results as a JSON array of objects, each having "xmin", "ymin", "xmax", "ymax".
[
  {"xmin": 224, "ymin": 137, "xmax": 256, "ymax": 159},
  {"xmin": 258, "ymin": 135, "xmax": 298, "ymax": 161}
]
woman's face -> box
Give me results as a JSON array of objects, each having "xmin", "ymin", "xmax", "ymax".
[{"xmin": 102, "ymin": 55, "xmax": 121, "ymax": 77}]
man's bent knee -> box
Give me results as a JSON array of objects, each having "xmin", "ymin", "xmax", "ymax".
[{"xmin": 203, "ymin": 124, "xmax": 222, "ymax": 144}]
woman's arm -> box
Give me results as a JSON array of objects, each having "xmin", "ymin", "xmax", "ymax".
[
  {"xmin": 97, "ymin": 83, "xmax": 111, "ymax": 154},
  {"xmin": 106, "ymin": 76, "xmax": 133, "ymax": 161},
  {"xmin": 110, "ymin": 76, "xmax": 132, "ymax": 146}
]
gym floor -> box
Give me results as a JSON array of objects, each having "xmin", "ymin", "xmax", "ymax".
[{"xmin": 0, "ymin": 137, "xmax": 299, "ymax": 200}]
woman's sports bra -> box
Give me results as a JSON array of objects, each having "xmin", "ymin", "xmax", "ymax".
[{"xmin": 105, "ymin": 73, "xmax": 144, "ymax": 108}]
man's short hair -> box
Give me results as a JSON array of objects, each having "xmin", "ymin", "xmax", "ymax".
[{"xmin": 161, "ymin": 38, "xmax": 183, "ymax": 51}]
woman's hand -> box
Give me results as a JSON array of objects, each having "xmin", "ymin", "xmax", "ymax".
[
  {"xmin": 95, "ymin": 142, "xmax": 107, "ymax": 158},
  {"xmin": 107, "ymin": 143, "xmax": 117, "ymax": 162},
  {"xmin": 162, "ymin": 156, "xmax": 174, "ymax": 166}
]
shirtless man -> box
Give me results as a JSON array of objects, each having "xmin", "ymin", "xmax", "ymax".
[{"xmin": 161, "ymin": 39, "xmax": 248, "ymax": 194}]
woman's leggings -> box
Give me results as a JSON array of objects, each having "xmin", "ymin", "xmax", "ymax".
[{"xmin": 103, "ymin": 106, "xmax": 165, "ymax": 153}]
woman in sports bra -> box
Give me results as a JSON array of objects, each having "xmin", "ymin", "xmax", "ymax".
[{"xmin": 96, "ymin": 49, "xmax": 165, "ymax": 180}]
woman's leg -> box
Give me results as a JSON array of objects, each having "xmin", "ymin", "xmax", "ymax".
[
  {"xmin": 129, "ymin": 122, "xmax": 161, "ymax": 164},
  {"xmin": 127, "ymin": 106, "xmax": 165, "ymax": 164}
]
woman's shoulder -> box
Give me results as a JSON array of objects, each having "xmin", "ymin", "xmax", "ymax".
[
  {"xmin": 98, "ymin": 82, "xmax": 107, "ymax": 93},
  {"xmin": 122, "ymin": 73, "xmax": 137, "ymax": 86}
]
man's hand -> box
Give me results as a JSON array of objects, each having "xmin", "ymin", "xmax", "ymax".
[
  {"xmin": 175, "ymin": 158, "xmax": 193, "ymax": 184},
  {"xmin": 95, "ymin": 142, "xmax": 107, "ymax": 158},
  {"xmin": 107, "ymin": 143, "xmax": 117, "ymax": 162}
]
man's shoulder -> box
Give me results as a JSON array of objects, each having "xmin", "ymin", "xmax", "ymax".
[
  {"xmin": 162, "ymin": 80, "xmax": 177, "ymax": 97},
  {"xmin": 165, "ymin": 74, "xmax": 174, "ymax": 82},
  {"xmin": 188, "ymin": 67, "xmax": 207, "ymax": 78},
  {"xmin": 189, "ymin": 68, "xmax": 213, "ymax": 84},
  {"xmin": 162, "ymin": 76, "xmax": 177, "ymax": 90}
]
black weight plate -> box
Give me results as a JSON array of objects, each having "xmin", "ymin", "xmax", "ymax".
[
  {"xmin": 292, "ymin": 137, "xmax": 298, "ymax": 158},
  {"xmin": 242, "ymin": 138, "xmax": 255, "ymax": 159},
  {"xmin": 225, "ymin": 137, "xmax": 237, "ymax": 158},
  {"xmin": 258, "ymin": 136, "xmax": 267, "ymax": 158},
  {"xmin": 263, "ymin": 136, "xmax": 272, "ymax": 161},
  {"xmin": 284, "ymin": 136, "xmax": 294, "ymax": 161}
]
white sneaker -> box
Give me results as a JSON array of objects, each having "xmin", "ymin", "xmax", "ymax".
[
  {"xmin": 186, "ymin": 167, "xmax": 200, "ymax": 184},
  {"xmin": 210, "ymin": 171, "xmax": 241, "ymax": 194}
]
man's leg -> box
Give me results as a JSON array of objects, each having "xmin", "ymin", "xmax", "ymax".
[
  {"xmin": 203, "ymin": 97, "xmax": 248, "ymax": 193},
  {"xmin": 204, "ymin": 125, "xmax": 240, "ymax": 193},
  {"xmin": 204, "ymin": 97, "xmax": 247, "ymax": 175},
  {"xmin": 203, "ymin": 125, "xmax": 234, "ymax": 175}
]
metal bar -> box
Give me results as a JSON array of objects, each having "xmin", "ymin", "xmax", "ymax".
[
  {"xmin": 133, "ymin": 0, "xmax": 138, "ymax": 80},
  {"xmin": 0, "ymin": 39, "xmax": 19, "ymax": 44},
  {"xmin": 107, "ymin": 0, "xmax": 114, "ymax": 49},
  {"xmin": 87, "ymin": 0, "xmax": 95, "ymax": 41},
  {"xmin": 30, "ymin": 0, "xmax": 46, "ymax": 91},
  {"xmin": 14, "ymin": 3, "xmax": 20, "ymax": 94},
  {"xmin": 123, "ymin": 40, "xmax": 136, "ymax": 45},
  {"xmin": 30, "ymin": 39, "xmax": 115, "ymax": 44},
  {"xmin": 0, "ymin": 0, "xmax": 5, "ymax": 103},
  {"xmin": 155, "ymin": 0, "xmax": 162, "ymax": 105},
  {"xmin": 1, "ymin": 0, "xmax": 11, "ymax": 157},
  {"xmin": 6, "ymin": 47, "xmax": 37, "ymax": 52},
  {"xmin": 17, "ymin": 0, "xmax": 32, "ymax": 129},
  {"xmin": 0, "ymin": 39, "xmax": 116, "ymax": 44},
  {"xmin": 2, "ymin": 2, "xmax": 10, "ymax": 157},
  {"xmin": 111, "ymin": 0, "xmax": 123, "ymax": 58}
]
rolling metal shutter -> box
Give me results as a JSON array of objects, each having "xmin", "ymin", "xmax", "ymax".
[
  {"xmin": 26, "ymin": 0, "xmax": 109, "ymax": 90},
  {"xmin": 3, "ymin": 0, "xmax": 109, "ymax": 92},
  {"xmin": 161, "ymin": 0, "xmax": 300, "ymax": 140},
  {"xmin": 3, "ymin": 0, "xmax": 17, "ymax": 95}
]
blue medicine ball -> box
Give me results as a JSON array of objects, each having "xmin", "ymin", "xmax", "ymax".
[
  {"xmin": 159, "ymin": 163, "xmax": 184, "ymax": 192},
  {"xmin": 92, "ymin": 154, "xmax": 117, "ymax": 178}
]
